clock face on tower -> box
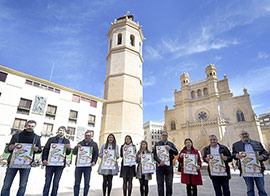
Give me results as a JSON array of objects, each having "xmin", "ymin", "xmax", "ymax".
[{"xmin": 197, "ymin": 111, "xmax": 208, "ymax": 121}]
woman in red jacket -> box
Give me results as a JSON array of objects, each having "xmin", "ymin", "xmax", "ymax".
[{"xmin": 178, "ymin": 138, "xmax": 203, "ymax": 196}]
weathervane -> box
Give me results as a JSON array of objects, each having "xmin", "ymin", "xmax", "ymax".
[{"xmin": 125, "ymin": 11, "xmax": 130, "ymax": 17}]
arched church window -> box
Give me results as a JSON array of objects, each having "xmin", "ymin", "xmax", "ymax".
[
  {"xmin": 191, "ymin": 91, "xmax": 195, "ymax": 99},
  {"xmin": 203, "ymin": 88, "xmax": 208, "ymax": 96},
  {"xmin": 118, "ymin": 33, "xmax": 122, "ymax": 45},
  {"xmin": 237, "ymin": 110, "xmax": 245, "ymax": 122},
  {"xmin": 109, "ymin": 39, "xmax": 112, "ymax": 50},
  {"xmin": 130, "ymin": 35, "xmax": 135, "ymax": 46},
  {"xmin": 197, "ymin": 89, "xmax": 202, "ymax": 97},
  {"xmin": 171, "ymin": 121, "xmax": 176, "ymax": 131}
]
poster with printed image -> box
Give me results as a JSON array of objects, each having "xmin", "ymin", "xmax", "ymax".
[
  {"xmin": 123, "ymin": 145, "xmax": 136, "ymax": 166},
  {"xmin": 141, "ymin": 153, "xmax": 155, "ymax": 174},
  {"xmin": 10, "ymin": 143, "xmax": 34, "ymax": 168},
  {"xmin": 240, "ymin": 151, "xmax": 262, "ymax": 177},
  {"xmin": 76, "ymin": 146, "xmax": 93, "ymax": 167},
  {"xmin": 156, "ymin": 146, "xmax": 170, "ymax": 166},
  {"xmin": 47, "ymin": 144, "xmax": 66, "ymax": 166},
  {"xmin": 101, "ymin": 149, "xmax": 117, "ymax": 170},
  {"xmin": 183, "ymin": 154, "xmax": 198, "ymax": 175},
  {"xmin": 209, "ymin": 154, "xmax": 227, "ymax": 176}
]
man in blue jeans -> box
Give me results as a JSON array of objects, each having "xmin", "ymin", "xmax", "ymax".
[
  {"xmin": 232, "ymin": 130, "xmax": 269, "ymax": 196},
  {"xmin": 73, "ymin": 130, "xmax": 98, "ymax": 196},
  {"xmin": 42, "ymin": 126, "xmax": 71, "ymax": 196},
  {"xmin": 1, "ymin": 120, "xmax": 42, "ymax": 196}
]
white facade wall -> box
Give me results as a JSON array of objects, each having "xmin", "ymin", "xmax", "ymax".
[
  {"xmin": 0, "ymin": 65, "xmax": 104, "ymax": 153},
  {"xmin": 143, "ymin": 121, "xmax": 164, "ymax": 150}
]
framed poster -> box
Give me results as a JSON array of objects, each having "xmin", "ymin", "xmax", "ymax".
[
  {"xmin": 47, "ymin": 144, "xmax": 66, "ymax": 166},
  {"xmin": 101, "ymin": 149, "xmax": 117, "ymax": 170},
  {"xmin": 141, "ymin": 153, "xmax": 155, "ymax": 174},
  {"xmin": 76, "ymin": 146, "xmax": 93, "ymax": 167},
  {"xmin": 10, "ymin": 143, "xmax": 34, "ymax": 168},
  {"xmin": 183, "ymin": 154, "xmax": 198, "ymax": 175},
  {"xmin": 209, "ymin": 154, "xmax": 227, "ymax": 176},
  {"xmin": 240, "ymin": 151, "xmax": 262, "ymax": 177},
  {"xmin": 123, "ymin": 145, "xmax": 136, "ymax": 166},
  {"xmin": 156, "ymin": 146, "xmax": 170, "ymax": 166}
]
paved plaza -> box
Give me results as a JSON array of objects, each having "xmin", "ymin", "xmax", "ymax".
[{"xmin": 0, "ymin": 166, "xmax": 269, "ymax": 196}]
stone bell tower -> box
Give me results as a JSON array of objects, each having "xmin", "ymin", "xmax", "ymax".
[{"xmin": 100, "ymin": 13, "xmax": 145, "ymax": 146}]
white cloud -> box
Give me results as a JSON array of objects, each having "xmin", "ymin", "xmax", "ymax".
[
  {"xmin": 144, "ymin": 96, "xmax": 174, "ymax": 106},
  {"xmin": 230, "ymin": 65, "xmax": 270, "ymax": 96},
  {"xmin": 257, "ymin": 52, "xmax": 269, "ymax": 59},
  {"xmin": 213, "ymin": 56, "xmax": 222, "ymax": 62},
  {"xmin": 143, "ymin": 75, "xmax": 157, "ymax": 87},
  {"xmin": 144, "ymin": 45, "xmax": 162, "ymax": 60},
  {"xmin": 162, "ymin": 62, "xmax": 198, "ymax": 76},
  {"xmin": 252, "ymin": 104, "xmax": 263, "ymax": 110}
]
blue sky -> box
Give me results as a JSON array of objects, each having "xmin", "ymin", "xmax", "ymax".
[{"xmin": 0, "ymin": 0, "xmax": 270, "ymax": 123}]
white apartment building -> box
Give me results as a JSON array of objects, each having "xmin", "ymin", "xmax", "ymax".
[
  {"xmin": 143, "ymin": 121, "xmax": 164, "ymax": 150},
  {"xmin": 0, "ymin": 65, "xmax": 105, "ymax": 153}
]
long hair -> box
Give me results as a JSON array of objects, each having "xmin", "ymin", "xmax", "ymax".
[
  {"xmin": 123, "ymin": 135, "xmax": 133, "ymax": 145},
  {"xmin": 105, "ymin": 133, "xmax": 116, "ymax": 149},
  {"xmin": 137, "ymin": 140, "xmax": 150, "ymax": 154},
  {"xmin": 184, "ymin": 138, "xmax": 193, "ymax": 149}
]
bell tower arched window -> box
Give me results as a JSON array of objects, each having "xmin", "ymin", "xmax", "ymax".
[
  {"xmin": 171, "ymin": 121, "xmax": 176, "ymax": 131},
  {"xmin": 203, "ymin": 88, "xmax": 208, "ymax": 96},
  {"xmin": 191, "ymin": 91, "xmax": 195, "ymax": 99},
  {"xmin": 117, "ymin": 33, "xmax": 122, "ymax": 45},
  {"xmin": 130, "ymin": 34, "xmax": 135, "ymax": 46},
  {"xmin": 197, "ymin": 89, "xmax": 202, "ymax": 97},
  {"xmin": 237, "ymin": 110, "xmax": 245, "ymax": 122}
]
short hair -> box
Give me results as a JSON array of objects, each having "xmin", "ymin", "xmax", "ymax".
[
  {"xmin": 162, "ymin": 131, "xmax": 168, "ymax": 135},
  {"xmin": 209, "ymin": 135, "xmax": 217, "ymax": 139},
  {"xmin": 240, "ymin": 130, "xmax": 249, "ymax": 134},
  {"xmin": 57, "ymin": 126, "xmax": 67, "ymax": 132},
  {"xmin": 85, "ymin": 130, "xmax": 92, "ymax": 135},
  {"xmin": 27, "ymin": 120, "xmax": 37, "ymax": 125}
]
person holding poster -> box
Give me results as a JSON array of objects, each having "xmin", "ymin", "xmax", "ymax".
[
  {"xmin": 203, "ymin": 135, "xmax": 232, "ymax": 196},
  {"xmin": 153, "ymin": 131, "xmax": 178, "ymax": 196},
  {"xmin": 1, "ymin": 120, "xmax": 41, "ymax": 196},
  {"xmin": 178, "ymin": 138, "xmax": 202, "ymax": 196},
  {"xmin": 120, "ymin": 135, "xmax": 137, "ymax": 196},
  {"xmin": 73, "ymin": 130, "xmax": 98, "ymax": 196},
  {"xmin": 98, "ymin": 134, "xmax": 119, "ymax": 196},
  {"xmin": 136, "ymin": 140, "xmax": 153, "ymax": 196},
  {"xmin": 232, "ymin": 130, "xmax": 268, "ymax": 196},
  {"xmin": 42, "ymin": 126, "xmax": 71, "ymax": 196}
]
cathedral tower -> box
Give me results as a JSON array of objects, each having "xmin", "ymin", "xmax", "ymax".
[{"xmin": 100, "ymin": 14, "xmax": 145, "ymax": 145}]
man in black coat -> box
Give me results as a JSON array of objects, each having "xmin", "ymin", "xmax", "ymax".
[
  {"xmin": 153, "ymin": 131, "xmax": 178, "ymax": 196},
  {"xmin": 232, "ymin": 130, "xmax": 268, "ymax": 196},
  {"xmin": 73, "ymin": 130, "xmax": 98, "ymax": 196},
  {"xmin": 1, "ymin": 120, "xmax": 42, "ymax": 196},
  {"xmin": 42, "ymin": 126, "xmax": 71, "ymax": 196},
  {"xmin": 203, "ymin": 135, "xmax": 232, "ymax": 196}
]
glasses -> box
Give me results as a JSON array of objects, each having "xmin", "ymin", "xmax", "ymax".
[{"xmin": 162, "ymin": 134, "xmax": 168, "ymax": 137}]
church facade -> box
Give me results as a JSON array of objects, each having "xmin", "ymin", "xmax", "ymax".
[{"xmin": 165, "ymin": 64, "xmax": 264, "ymax": 151}]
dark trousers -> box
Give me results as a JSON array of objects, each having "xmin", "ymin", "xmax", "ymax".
[
  {"xmin": 1, "ymin": 167, "xmax": 31, "ymax": 196},
  {"xmin": 74, "ymin": 167, "xmax": 92, "ymax": 196},
  {"xmin": 43, "ymin": 166, "xmax": 64, "ymax": 196},
  {"xmin": 156, "ymin": 165, "xmax": 173, "ymax": 196},
  {"xmin": 211, "ymin": 176, "xmax": 230, "ymax": 196}
]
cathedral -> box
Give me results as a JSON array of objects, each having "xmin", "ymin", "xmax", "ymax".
[{"xmin": 164, "ymin": 64, "xmax": 263, "ymax": 151}]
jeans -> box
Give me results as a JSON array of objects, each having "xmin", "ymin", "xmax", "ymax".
[
  {"xmin": 74, "ymin": 167, "xmax": 92, "ymax": 196},
  {"xmin": 211, "ymin": 176, "xmax": 230, "ymax": 196},
  {"xmin": 43, "ymin": 166, "xmax": 64, "ymax": 196},
  {"xmin": 243, "ymin": 176, "xmax": 268, "ymax": 196},
  {"xmin": 156, "ymin": 165, "xmax": 173, "ymax": 196},
  {"xmin": 1, "ymin": 167, "xmax": 31, "ymax": 196}
]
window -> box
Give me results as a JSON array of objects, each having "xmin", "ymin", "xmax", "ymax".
[
  {"xmin": 109, "ymin": 39, "xmax": 112, "ymax": 50},
  {"xmin": 55, "ymin": 89, "xmax": 60, "ymax": 93},
  {"xmin": 41, "ymin": 123, "xmax": 53, "ymax": 137},
  {"xmin": 197, "ymin": 89, "xmax": 202, "ymax": 97},
  {"xmin": 88, "ymin": 114, "xmax": 95, "ymax": 127},
  {"xmin": 33, "ymin": 82, "xmax": 40, "ymax": 87},
  {"xmin": 69, "ymin": 110, "xmax": 78, "ymax": 123},
  {"xmin": 237, "ymin": 110, "xmax": 245, "ymax": 122},
  {"xmin": 12, "ymin": 118, "xmax": 27, "ymax": 131},
  {"xmin": 25, "ymin": 79, "xmax": 32, "ymax": 85},
  {"xmin": 41, "ymin": 84, "xmax": 47, "ymax": 89},
  {"xmin": 171, "ymin": 121, "xmax": 176, "ymax": 130},
  {"xmin": 191, "ymin": 91, "xmax": 195, "ymax": 99},
  {"xmin": 48, "ymin": 87, "xmax": 54, "ymax": 91},
  {"xmin": 46, "ymin": 105, "xmax": 57, "ymax": 120},
  {"xmin": 72, "ymin": 94, "xmax": 80, "ymax": 103},
  {"xmin": 0, "ymin": 71, "xmax": 7, "ymax": 82},
  {"xmin": 67, "ymin": 127, "xmax": 76, "ymax": 141},
  {"xmin": 203, "ymin": 88, "xmax": 208, "ymax": 96},
  {"xmin": 90, "ymin": 100, "xmax": 97, "ymax": 108},
  {"xmin": 130, "ymin": 35, "xmax": 135, "ymax": 46},
  {"xmin": 17, "ymin": 98, "xmax": 32, "ymax": 115},
  {"xmin": 87, "ymin": 130, "xmax": 94, "ymax": 137},
  {"xmin": 118, "ymin": 33, "xmax": 122, "ymax": 45}
]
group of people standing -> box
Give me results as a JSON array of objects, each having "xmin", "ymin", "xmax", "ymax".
[{"xmin": 0, "ymin": 120, "xmax": 269, "ymax": 196}]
